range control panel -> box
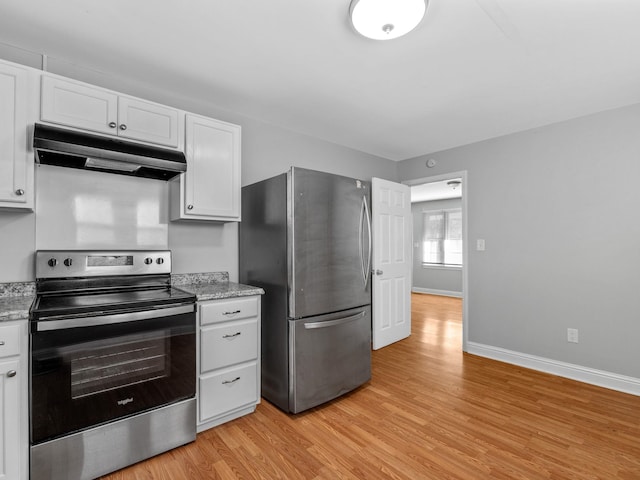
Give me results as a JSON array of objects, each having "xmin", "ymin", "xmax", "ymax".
[{"xmin": 35, "ymin": 250, "xmax": 172, "ymax": 279}]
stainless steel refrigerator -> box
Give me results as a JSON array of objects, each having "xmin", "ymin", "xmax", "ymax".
[{"xmin": 239, "ymin": 167, "xmax": 372, "ymax": 413}]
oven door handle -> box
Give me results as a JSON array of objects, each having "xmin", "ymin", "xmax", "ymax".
[{"xmin": 33, "ymin": 304, "xmax": 195, "ymax": 332}]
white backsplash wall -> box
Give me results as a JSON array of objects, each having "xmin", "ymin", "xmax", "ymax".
[
  {"xmin": 168, "ymin": 221, "xmax": 238, "ymax": 281},
  {"xmin": 35, "ymin": 164, "xmax": 169, "ymax": 250},
  {"xmin": 0, "ymin": 211, "xmax": 36, "ymax": 282}
]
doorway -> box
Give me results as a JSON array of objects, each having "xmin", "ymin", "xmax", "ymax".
[{"xmin": 403, "ymin": 171, "xmax": 468, "ymax": 352}]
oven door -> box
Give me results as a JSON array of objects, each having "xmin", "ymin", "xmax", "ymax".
[{"xmin": 30, "ymin": 304, "xmax": 196, "ymax": 445}]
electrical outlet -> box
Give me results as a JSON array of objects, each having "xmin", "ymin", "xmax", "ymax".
[
  {"xmin": 567, "ymin": 328, "xmax": 579, "ymax": 343},
  {"xmin": 476, "ymin": 239, "xmax": 485, "ymax": 251}
]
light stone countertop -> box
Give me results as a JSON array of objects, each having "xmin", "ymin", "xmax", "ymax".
[
  {"xmin": 0, "ymin": 274, "xmax": 263, "ymax": 322},
  {"xmin": 0, "ymin": 295, "xmax": 34, "ymax": 322},
  {"xmin": 174, "ymin": 281, "xmax": 264, "ymax": 302}
]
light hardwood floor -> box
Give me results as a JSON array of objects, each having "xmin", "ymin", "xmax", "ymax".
[{"xmin": 102, "ymin": 293, "xmax": 640, "ymax": 479}]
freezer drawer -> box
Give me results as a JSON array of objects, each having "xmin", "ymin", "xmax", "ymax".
[{"xmin": 289, "ymin": 305, "xmax": 371, "ymax": 413}]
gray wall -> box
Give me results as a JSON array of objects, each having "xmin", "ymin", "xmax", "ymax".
[
  {"xmin": 0, "ymin": 46, "xmax": 397, "ymax": 282},
  {"xmin": 398, "ymin": 103, "xmax": 640, "ymax": 379},
  {"xmin": 411, "ymin": 198, "xmax": 462, "ymax": 295}
]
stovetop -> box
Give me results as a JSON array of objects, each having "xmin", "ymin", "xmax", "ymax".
[
  {"xmin": 31, "ymin": 285, "xmax": 195, "ymax": 320},
  {"xmin": 30, "ymin": 249, "xmax": 196, "ymax": 321}
]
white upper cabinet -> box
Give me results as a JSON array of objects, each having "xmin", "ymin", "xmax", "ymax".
[
  {"xmin": 0, "ymin": 61, "xmax": 34, "ymax": 210},
  {"xmin": 170, "ymin": 114, "xmax": 241, "ymax": 222},
  {"xmin": 118, "ymin": 96, "xmax": 179, "ymax": 147},
  {"xmin": 41, "ymin": 75, "xmax": 180, "ymax": 148}
]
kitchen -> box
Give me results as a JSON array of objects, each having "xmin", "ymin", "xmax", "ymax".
[{"xmin": 1, "ymin": 1, "xmax": 640, "ymax": 478}]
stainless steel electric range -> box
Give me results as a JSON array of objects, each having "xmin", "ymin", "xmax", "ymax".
[{"xmin": 29, "ymin": 250, "xmax": 197, "ymax": 480}]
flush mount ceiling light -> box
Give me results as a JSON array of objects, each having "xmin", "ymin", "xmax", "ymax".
[{"xmin": 349, "ymin": 0, "xmax": 427, "ymax": 40}]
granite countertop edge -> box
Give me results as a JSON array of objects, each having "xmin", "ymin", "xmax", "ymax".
[
  {"xmin": 0, "ymin": 275, "xmax": 264, "ymax": 322},
  {"xmin": 174, "ymin": 281, "xmax": 265, "ymax": 302},
  {"xmin": 0, "ymin": 295, "xmax": 35, "ymax": 323}
]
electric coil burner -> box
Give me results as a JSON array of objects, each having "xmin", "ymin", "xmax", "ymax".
[{"xmin": 29, "ymin": 250, "xmax": 197, "ymax": 480}]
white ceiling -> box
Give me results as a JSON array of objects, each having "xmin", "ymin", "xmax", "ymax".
[
  {"xmin": 411, "ymin": 178, "xmax": 462, "ymax": 203},
  {"xmin": 1, "ymin": 1, "xmax": 640, "ymax": 161}
]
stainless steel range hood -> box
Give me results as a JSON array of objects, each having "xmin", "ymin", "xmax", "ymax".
[{"xmin": 33, "ymin": 123, "xmax": 187, "ymax": 180}]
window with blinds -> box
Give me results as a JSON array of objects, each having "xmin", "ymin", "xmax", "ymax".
[{"xmin": 422, "ymin": 208, "xmax": 462, "ymax": 266}]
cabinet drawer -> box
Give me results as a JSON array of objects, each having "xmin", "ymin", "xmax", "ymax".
[
  {"xmin": 200, "ymin": 297, "xmax": 258, "ymax": 326},
  {"xmin": 0, "ymin": 324, "xmax": 21, "ymax": 358},
  {"xmin": 199, "ymin": 363, "xmax": 257, "ymax": 422},
  {"xmin": 201, "ymin": 319, "xmax": 257, "ymax": 373}
]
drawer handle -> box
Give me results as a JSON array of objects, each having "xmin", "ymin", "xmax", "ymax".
[
  {"xmin": 7, "ymin": 370, "xmax": 16, "ymax": 378},
  {"xmin": 223, "ymin": 310, "xmax": 241, "ymax": 316},
  {"xmin": 222, "ymin": 377, "xmax": 240, "ymax": 385},
  {"xmin": 222, "ymin": 332, "xmax": 241, "ymax": 338},
  {"xmin": 0, "ymin": 341, "xmax": 4, "ymax": 346}
]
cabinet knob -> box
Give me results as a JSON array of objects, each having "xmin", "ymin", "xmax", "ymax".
[
  {"xmin": 187, "ymin": 204, "xmax": 194, "ymax": 210},
  {"xmin": 15, "ymin": 189, "xmax": 24, "ymax": 196},
  {"xmin": 119, "ymin": 124, "xmax": 127, "ymax": 131},
  {"xmin": 7, "ymin": 370, "xmax": 16, "ymax": 378},
  {"xmin": 108, "ymin": 122, "xmax": 117, "ymax": 128}
]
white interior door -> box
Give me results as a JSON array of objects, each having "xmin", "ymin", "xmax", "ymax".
[{"xmin": 372, "ymin": 178, "xmax": 412, "ymax": 350}]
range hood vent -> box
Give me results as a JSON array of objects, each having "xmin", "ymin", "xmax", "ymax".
[{"xmin": 33, "ymin": 123, "xmax": 187, "ymax": 180}]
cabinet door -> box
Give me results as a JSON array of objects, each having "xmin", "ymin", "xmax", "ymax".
[
  {"xmin": 181, "ymin": 114, "xmax": 241, "ymax": 220},
  {"xmin": 200, "ymin": 297, "xmax": 259, "ymax": 326},
  {"xmin": 118, "ymin": 96, "xmax": 179, "ymax": 147},
  {"xmin": 41, "ymin": 75, "xmax": 118, "ymax": 135},
  {"xmin": 0, "ymin": 62, "xmax": 33, "ymax": 210},
  {"xmin": 200, "ymin": 319, "xmax": 258, "ymax": 372},
  {"xmin": 0, "ymin": 358, "xmax": 20, "ymax": 480},
  {"xmin": 199, "ymin": 363, "xmax": 257, "ymax": 422}
]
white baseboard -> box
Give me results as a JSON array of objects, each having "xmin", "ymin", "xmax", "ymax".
[
  {"xmin": 466, "ymin": 342, "xmax": 640, "ymax": 396},
  {"xmin": 412, "ymin": 287, "xmax": 462, "ymax": 298}
]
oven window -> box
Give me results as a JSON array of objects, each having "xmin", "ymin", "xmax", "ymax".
[{"xmin": 68, "ymin": 330, "xmax": 170, "ymax": 399}]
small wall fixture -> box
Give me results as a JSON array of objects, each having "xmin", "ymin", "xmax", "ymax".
[{"xmin": 349, "ymin": 0, "xmax": 427, "ymax": 40}]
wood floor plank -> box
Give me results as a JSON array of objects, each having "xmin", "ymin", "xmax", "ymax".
[{"xmin": 101, "ymin": 293, "xmax": 640, "ymax": 479}]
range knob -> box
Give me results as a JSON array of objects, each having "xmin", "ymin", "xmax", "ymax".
[
  {"xmin": 156, "ymin": 258, "xmax": 164, "ymax": 265},
  {"xmin": 144, "ymin": 257, "xmax": 153, "ymax": 265},
  {"xmin": 47, "ymin": 258, "xmax": 58, "ymax": 268},
  {"xmin": 64, "ymin": 258, "xmax": 73, "ymax": 267}
]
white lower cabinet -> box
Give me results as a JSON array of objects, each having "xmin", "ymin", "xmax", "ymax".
[
  {"xmin": 197, "ymin": 296, "xmax": 261, "ymax": 432},
  {"xmin": 0, "ymin": 321, "xmax": 27, "ymax": 480}
]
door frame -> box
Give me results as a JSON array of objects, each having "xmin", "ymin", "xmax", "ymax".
[{"xmin": 402, "ymin": 170, "xmax": 469, "ymax": 352}]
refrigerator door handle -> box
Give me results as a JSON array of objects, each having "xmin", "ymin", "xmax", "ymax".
[
  {"xmin": 363, "ymin": 195, "xmax": 372, "ymax": 289},
  {"xmin": 359, "ymin": 196, "xmax": 367, "ymax": 287},
  {"xmin": 303, "ymin": 311, "xmax": 366, "ymax": 329}
]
